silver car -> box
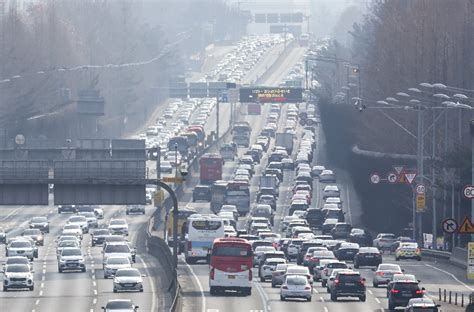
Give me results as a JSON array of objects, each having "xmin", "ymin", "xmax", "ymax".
[
  {"xmin": 113, "ymin": 268, "xmax": 143, "ymax": 293},
  {"xmin": 280, "ymin": 274, "xmax": 313, "ymax": 302},
  {"xmin": 271, "ymin": 263, "xmax": 296, "ymax": 288},
  {"xmin": 373, "ymin": 233, "xmax": 397, "ymax": 251},
  {"xmin": 259, "ymin": 258, "xmax": 286, "ymax": 282},
  {"xmin": 372, "ymin": 263, "xmax": 403, "ymax": 287},
  {"xmin": 320, "ymin": 261, "xmax": 349, "ymax": 287},
  {"xmin": 104, "ymin": 256, "xmax": 131, "ymax": 279}
]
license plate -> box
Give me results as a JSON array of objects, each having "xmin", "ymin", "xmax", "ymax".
[
  {"xmin": 345, "ymin": 282, "xmax": 355, "ymax": 286},
  {"xmin": 124, "ymin": 283, "xmax": 134, "ymax": 287},
  {"xmin": 67, "ymin": 263, "xmax": 77, "ymax": 267},
  {"xmin": 402, "ymin": 293, "xmax": 412, "ymax": 297},
  {"xmin": 366, "ymin": 255, "xmax": 374, "ymax": 258},
  {"xmin": 228, "ymin": 275, "xmax": 235, "ymax": 279}
]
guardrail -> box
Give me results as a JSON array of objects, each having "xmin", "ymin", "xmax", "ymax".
[
  {"xmin": 421, "ymin": 248, "xmax": 451, "ymax": 260},
  {"xmin": 438, "ymin": 288, "xmax": 474, "ymax": 309},
  {"xmin": 421, "ymin": 247, "xmax": 468, "ymax": 269}
]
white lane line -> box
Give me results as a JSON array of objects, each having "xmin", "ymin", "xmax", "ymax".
[
  {"xmin": 93, "ymin": 289, "xmax": 98, "ymax": 295},
  {"xmin": 323, "ymin": 307, "xmax": 329, "ymax": 312},
  {"xmin": 425, "ymin": 264, "xmax": 474, "ymax": 291},
  {"xmin": 41, "ymin": 283, "xmax": 44, "ymax": 289},
  {"xmin": 41, "ymin": 276, "xmax": 45, "ymax": 281},
  {"xmin": 93, "ymin": 298, "xmax": 97, "ymax": 305},
  {"xmin": 42, "ymin": 269, "xmax": 46, "ymax": 274},
  {"xmin": 345, "ymin": 185, "xmax": 353, "ymax": 224},
  {"xmin": 1, "ymin": 207, "xmax": 20, "ymax": 221},
  {"xmin": 252, "ymin": 281, "xmax": 270, "ymax": 312},
  {"xmin": 368, "ymin": 289, "xmax": 373, "ymax": 295},
  {"xmin": 92, "ymin": 281, "xmax": 97, "ymax": 287},
  {"xmin": 138, "ymin": 256, "xmax": 157, "ymax": 312},
  {"xmin": 185, "ymin": 261, "xmax": 206, "ymax": 312},
  {"xmin": 39, "ymin": 290, "xmax": 43, "ymax": 296},
  {"xmin": 35, "ymin": 299, "xmax": 40, "ymax": 305},
  {"xmin": 375, "ymin": 297, "xmax": 381, "ymax": 304},
  {"xmin": 320, "ymin": 296, "xmax": 325, "ymax": 302}
]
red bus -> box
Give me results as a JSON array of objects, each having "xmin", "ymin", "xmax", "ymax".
[
  {"xmin": 209, "ymin": 237, "xmax": 253, "ymax": 296},
  {"xmin": 247, "ymin": 103, "xmax": 261, "ymax": 115},
  {"xmin": 199, "ymin": 153, "xmax": 223, "ymax": 184}
]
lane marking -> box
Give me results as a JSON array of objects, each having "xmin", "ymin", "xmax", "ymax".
[
  {"xmin": 138, "ymin": 255, "xmax": 157, "ymax": 312},
  {"xmin": 252, "ymin": 281, "xmax": 269, "ymax": 312},
  {"xmin": 35, "ymin": 299, "xmax": 40, "ymax": 305},
  {"xmin": 39, "ymin": 290, "xmax": 43, "ymax": 296},
  {"xmin": 1, "ymin": 207, "xmax": 21, "ymax": 221},
  {"xmin": 323, "ymin": 307, "xmax": 329, "ymax": 312},
  {"xmin": 185, "ymin": 261, "xmax": 206, "ymax": 312},
  {"xmin": 93, "ymin": 289, "xmax": 98, "ymax": 295},
  {"xmin": 375, "ymin": 297, "xmax": 381, "ymax": 304},
  {"xmin": 368, "ymin": 289, "xmax": 373, "ymax": 295},
  {"xmin": 92, "ymin": 281, "xmax": 96, "ymax": 287},
  {"xmin": 425, "ymin": 264, "xmax": 474, "ymax": 291},
  {"xmin": 93, "ymin": 298, "xmax": 97, "ymax": 305},
  {"xmin": 320, "ymin": 296, "xmax": 325, "ymax": 302},
  {"xmin": 40, "ymin": 283, "xmax": 44, "ymax": 289}
]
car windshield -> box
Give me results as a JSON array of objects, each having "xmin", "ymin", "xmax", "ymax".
[
  {"xmin": 287, "ymin": 267, "xmax": 308, "ymax": 274},
  {"xmin": 339, "ymin": 274, "xmax": 361, "ymax": 282},
  {"xmin": 106, "ymin": 301, "xmax": 133, "ymax": 309},
  {"xmin": 64, "ymin": 224, "xmax": 80, "ymax": 230},
  {"xmin": 106, "ymin": 245, "xmax": 130, "ymax": 253},
  {"xmin": 107, "ymin": 257, "xmax": 130, "ymax": 265},
  {"xmin": 110, "ymin": 220, "xmax": 126, "ymax": 225},
  {"xmin": 11, "ymin": 241, "xmax": 31, "ymax": 248},
  {"xmin": 379, "ymin": 264, "xmax": 401, "ymax": 271},
  {"xmin": 23, "ymin": 229, "xmax": 41, "ymax": 235},
  {"xmin": 286, "ymin": 276, "xmax": 307, "ymax": 285},
  {"xmin": 351, "ymin": 229, "xmax": 364, "ymax": 235},
  {"xmin": 69, "ymin": 216, "xmax": 86, "ymax": 222},
  {"xmin": 116, "ymin": 269, "xmax": 140, "ymax": 277},
  {"xmin": 381, "ymin": 234, "xmax": 396, "ymax": 239},
  {"xmin": 360, "ymin": 247, "xmax": 379, "ymax": 253},
  {"xmin": 394, "ymin": 283, "xmax": 420, "ymax": 291},
  {"xmin": 80, "ymin": 212, "xmax": 95, "ymax": 218},
  {"xmin": 93, "ymin": 230, "xmax": 110, "ymax": 236},
  {"xmin": 7, "ymin": 257, "xmax": 28, "ymax": 264},
  {"xmin": 59, "ymin": 241, "xmax": 78, "ymax": 247},
  {"xmin": 6, "ymin": 264, "xmax": 29, "ymax": 272},
  {"xmin": 412, "ymin": 309, "xmax": 436, "ymax": 312},
  {"xmin": 62, "ymin": 249, "xmax": 82, "ymax": 256},
  {"xmin": 31, "ymin": 217, "xmax": 47, "ymax": 223}
]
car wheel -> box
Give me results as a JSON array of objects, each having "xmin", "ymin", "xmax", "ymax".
[
  {"xmin": 321, "ymin": 280, "xmax": 326, "ymax": 287},
  {"xmin": 58, "ymin": 268, "xmax": 63, "ymax": 273},
  {"xmin": 330, "ymin": 292, "xmax": 337, "ymax": 301},
  {"xmin": 140, "ymin": 287, "xmax": 144, "ymax": 292},
  {"xmin": 82, "ymin": 268, "xmax": 86, "ymax": 272},
  {"xmin": 388, "ymin": 301, "xmax": 395, "ymax": 310},
  {"xmin": 30, "ymin": 286, "xmax": 34, "ymax": 291},
  {"xmin": 373, "ymin": 282, "xmax": 378, "ymax": 288},
  {"xmin": 113, "ymin": 288, "xmax": 118, "ymax": 293},
  {"xmin": 260, "ymin": 276, "xmax": 265, "ymax": 282},
  {"xmin": 280, "ymin": 295, "xmax": 285, "ymax": 301},
  {"xmin": 360, "ymin": 295, "xmax": 366, "ymax": 302},
  {"xmin": 271, "ymin": 283, "xmax": 276, "ymax": 288},
  {"xmin": 126, "ymin": 212, "xmax": 129, "ymax": 215},
  {"xmin": 104, "ymin": 274, "xmax": 108, "ymax": 279},
  {"xmin": 395, "ymin": 257, "xmax": 399, "ymax": 261},
  {"xmin": 307, "ymin": 296, "xmax": 312, "ymax": 302},
  {"xmin": 210, "ymin": 286, "xmax": 217, "ymax": 295}
]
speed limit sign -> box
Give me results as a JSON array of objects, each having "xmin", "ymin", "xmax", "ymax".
[
  {"xmin": 463, "ymin": 185, "xmax": 474, "ymax": 199},
  {"xmin": 416, "ymin": 184, "xmax": 425, "ymax": 195}
]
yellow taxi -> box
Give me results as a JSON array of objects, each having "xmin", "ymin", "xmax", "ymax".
[{"xmin": 395, "ymin": 242, "xmax": 421, "ymax": 261}]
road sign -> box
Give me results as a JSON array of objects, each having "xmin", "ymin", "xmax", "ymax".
[
  {"xmin": 468, "ymin": 242, "xmax": 474, "ymax": 280},
  {"xmin": 405, "ymin": 172, "xmax": 417, "ymax": 184},
  {"xmin": 162, "ymin": 176, "xmax": 184, "ymax": 184},
  {"xmin": 393, "ymin": 166, "xmax": 404, "ymax": 175},
  {"xmin": 370, "ymin": 173, "xmax": 380, "ymax": 184},
  {"xmin": 228, "ymin": 88, "xmax": 239, "ymax": 103},
  {"xmin": 219, "ymin": 91, "xmax": 228, "ymax": 103},
  {"xmin": 239, "ymin": 87, "xmax": 303, "ymax": 103},
  {"xmin": 416, "ymin": 194, "xmax": 425, "ymax": 211},
  {"xmin": 416, "ymin": 184, "xmax": 426, "ymax": 194},
  {"xmin": 387, "ymin": 172, "xmax": 398, "ymax": 184},
  {"xmin": 463, "ymin": 185, "xmax": 474, "ymax": 199},
  {"xmin": 442, "ymin": 218, "xmax": 458, "ymax": 234},
  {"xmin": 458, "ymin": 217, "xmax": 474, "ymax": 234}
]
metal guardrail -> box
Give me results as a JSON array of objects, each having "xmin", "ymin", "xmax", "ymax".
[
  {"xmin": 438, "ymin": 288, "xmax": 474, "ymax": 308},
  {"xmin": 421, "ymin": 248, "xmax": 452, "ymax": 260}
]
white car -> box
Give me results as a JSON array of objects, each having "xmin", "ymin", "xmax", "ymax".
[
  {"xmin": 68, "ymin": 215, "xmax": 89, "ymax": 233},
  {"xmin": 126, "ymin": 205, "xmax": 145, "ymax": 215},
  {"xmin": 323, "ymin": 185, "xmax": 340, "ymax": 199},
  {"xmin": 4, "ymin": 256, "xmax": 33, "ymax": 272},
  {"xmin": 58, "ymin": 247, "xmax": 86, "ymax": 273},
  {"xmin": 61, "ymin": 224, "xmax": 83, "ymax": 239},
  {"xmin": 373, "ymin": 233, "xmax": 397, "ymax": 250},
  {"xmin": 108, "ymin": 219, "xmax": 129, "ymax": 236},
  {"xmin": 259, "ymin": 258, "xmax": 287, "ymax": 281},
  {"xmin": 6, "ymin": 239, "xmax": 35, "ymax": 260},
  {"xmin": 324, "ymin": 197, "xmax": 343, "ymax": 208},
  {"xmin": 113, "ymin": 268, "xmax": 143, "ymax": 293},
  {"xmin": 319, "ymin": 169, "xmax": 336, "ymax": 183},
  {"xmin": 56, "ymin": 240, "xmax": 81, "ymax": 259},
  {"xmin": 286, "ymin": 239, "xmax": 305, "ymax": 259},
  {"xmin": 78, "ymin": 212, "xmax": 98, "ymax": 228},
  {"xmin": 103, "ymin": 242, "xmax": 134, "ymax": 266},
  {"xmin": 280, "ymin": 274, "xmax": 313, "ymax": 302},
  {"xmin": 220, "ymin": 205, "xmax": 239, "ymax": 219},
  {"xmin": 101, "ymin": 299, "xmax": 139, "ymax": 312},
  {"xmin": 94, "ymin": 207, "xmax": 104, "ymax": 219},
  {"xmin": 103, "ymin": 256, "xmax": 132, "ymax": 279},
  {"xmin": 3, "ymin": 264, "xmax": 34, "ymax": 291}
]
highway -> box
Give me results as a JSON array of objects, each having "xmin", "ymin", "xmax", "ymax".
[
  {"xmin": 0, "ymin": 37, "xmax": 298, "ymax": 312},
  {"xmin": 173, "ymin": 45, "xmax": 470, "ymax": 312}
]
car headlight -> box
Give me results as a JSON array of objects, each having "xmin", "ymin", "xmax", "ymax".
[
  {"xmin": 60, "ymin": 258, "xmax": 66, "ymax": 263},
  {"xmin": 79, "ymin": 259, "xmax": 85, "ymax": 263},
  {"xmin": 37, "ymin": 236, "xmax": 43, "ymax": 241}
]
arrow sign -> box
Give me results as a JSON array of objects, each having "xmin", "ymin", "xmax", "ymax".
[
  {"xmin": 387, "ymin": 172, "xmax": 398, "ymax": 184},
  {"xmin": 442, "ymin": 218, "xmax": 458, "ymax": 234},
  {"xmin": 405, "ymin": 172, "xmax": 417, "ymax": 184}
]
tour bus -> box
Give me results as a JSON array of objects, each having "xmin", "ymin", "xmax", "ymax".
[
  {"xmin": 185, "ymin": 214, "xmax": 225, "ymax": 264},
  {"xmin": 210, "ymin": 180, "xmax": 229, "ymax": 214},
  {"xmin": 166, "ymin": 207, "xmax": 197, "ymax": 247},
  {"xmin": 199, "ymin": 153, "xmax": 224, "ymax": 184},
  {"xmin": 224, "ymin": 181, "xmax": 251, "ymax": 216},
  {"xmin": 209, "ymin": 237, "xmax": 253, "ymax": 296}
]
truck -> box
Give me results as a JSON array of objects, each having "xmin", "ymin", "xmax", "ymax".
[
  {"xmin": 232, "ymin": 121, "xmax": 251, "ymax": 147},
  {"xmin": 275, "ymin": 132, "xmax": 294, "ymax": 155}
]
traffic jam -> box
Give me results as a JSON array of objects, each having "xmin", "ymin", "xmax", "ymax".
[{"xmin": 174, "ymin": 66, "xmax": 439, "ymax": 311}]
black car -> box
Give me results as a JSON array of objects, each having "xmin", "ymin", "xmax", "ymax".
[
  {"xmin": 91, "ymin": 229, "xmax": 111, "ymax": 246},
  {"xmin": 353, "ymin": 247, "xmax": 382, "ymax": 268},
  {"xmin": 58, "ymin": 205, "xmax": 76, "ymax": 213},
  {"xmin": 331, "ymin": 222, "xmax": 352, "ymax": 239},
  {"xmin": 126, "ymin": 205, "xmax": 145, "ymax": 215},
  {"xmin": 257, "ymin": 187, "xmax": 279, "ymax": 199},
  {"xmin": 29, "ymin": 216, "xmax": 50, "ymax": 233},
  {"xmin": 304, "ymin": 208, "xmax": 324, "ymax": 229},
  {"xmin": 330, "ymin": 271, "xmax": 366, "ymax": 302},
  {"xmin": 325, "ymin": 209, "xmax": 345, "ymax": 222},
  {"xmin": 297, "ymin": 240, "xmax": 324, "ymax": 265},
  {"xmin": 334, "ymin": 244, "xmax": 360, "ymax": 261},
  {"xmin": 192, "ymin": 185, "xmax": 211, "ymax": 202},
  {"xmin": 257, "ymin": 194, "xmax": 277, "ymax": 211},
  {"xmin": 0, "ymin": 228, "xmax": 5, "ymax": 243},
  {"xmin": 244, "ymin": 150, "xmax": 260, "ymax": 163},
  {"xmin": 264, "ymin": 168, "xmax": 283, "ymax": 182},
  {"xmin": 348, "ymin": 228, "xmax": 372, "ymax": 246},
  {"xmin": 388, "ymin": 281, "xmax": 424, "ymax": 310}
]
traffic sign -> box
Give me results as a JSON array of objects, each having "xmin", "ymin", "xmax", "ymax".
[
  {"xmin": 370, "ymin": 173, "xmax": 381, "ymax": 184},
  {"xmin": 416, "ymin": 194, "xmax": 425, "ymax": 211},
  {"xmin": 405, "ymin": 172, "xmax": 417, "ymax": 184},
  {"xmin": 458, "ymin": 217, "xmax": 474, "ymax": 234},
  {"xmin": 442, "ymin": 218, "xmax": 458, "ymax": 234},
  {"xmin": 468, "ymin": 242, "xmax": 474, "ymax": 280},
  {"xmin": 416, "ymin": 184, "xmax": 426, "ymax": 194},
  {"xmin": 387, "ymin": 172, "xmax": 398, "ymax": 184},
  {"xmin": 393, "ymin": 166, "xmax": 404, "ymax": 175},
  {"xmin": 463, "ymin": 185, "xmax": 474, "ymax": 199},
  {"xmin": 162, "ymin": 176, "xmax": 184, "ymax": 184}
]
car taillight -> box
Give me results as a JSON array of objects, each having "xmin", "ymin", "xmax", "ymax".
[
  {"xmin": 304, "ymin": 286, "xmax": 311, "ymax": 290},
  {"xmin": 376, "ymin": 271, "xmax": 384, "ymax": 276},
  {"xmin": 416, "ymin": 248, "xmax": 421, "ymax": 253},
  {"xmin": 390, "ymin": 289, "xmax": 400, "ymax": 294},
  {"xmin": 210, "ymin": 268, "xmax": 215, "ymax": 280},
  {"xmin": 416, "ymin": 289, "xmax": 423, "ymax": 294},
  {"xmin": 188, "ymin": 241, "xmax": 192, "ymax": 250},
  {"xmin": 249, "ymin": 270, "xmax": 252, "ymax": 281},
  {"xmin": 334, "ymin": 279, "xmax": 340, "ymax": 285},
  {"xmin": 360, "ymin": 279, "xmax": 365, "ymax": 286}
]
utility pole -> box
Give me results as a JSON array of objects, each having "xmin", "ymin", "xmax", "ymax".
[
  {"xmin": 431, "ymin": 109, "xmax": 437, "ymax": 250},
  {"xmin": 471, "ymin": 119, "xmax": 474, "ymax": 242},
  {"xmin": 416, "ymin": 103, "xmax": 424, "ymax": 243}
]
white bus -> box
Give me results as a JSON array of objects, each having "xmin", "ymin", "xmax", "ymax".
[{"xmin": 185, "ymin": 214, "xmax": 225, "ymax": 264}]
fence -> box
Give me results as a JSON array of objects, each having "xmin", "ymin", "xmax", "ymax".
[{"xmin": 438, "ymin": 288, "xmax": 474, "ymax": 309}]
